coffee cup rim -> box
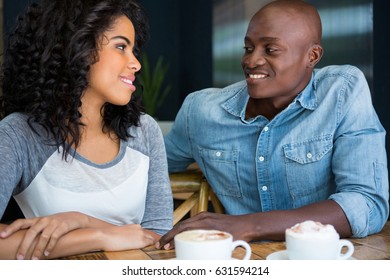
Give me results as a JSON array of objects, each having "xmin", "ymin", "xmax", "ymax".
[{"xmin": 174, "ymin": 229, "xmax": 232, "ymax": 242}]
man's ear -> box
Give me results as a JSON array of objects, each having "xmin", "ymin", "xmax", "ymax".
[{"xmin": 308, "ymin": 44, "xmax": 323, "ymax": 68}]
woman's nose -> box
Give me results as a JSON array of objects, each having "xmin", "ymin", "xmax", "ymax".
[{"xmin": 128, "ymin": 55, "xmax": 141, "ymax": 72}]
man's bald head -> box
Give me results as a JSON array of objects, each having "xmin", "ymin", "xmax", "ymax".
[{"xmin": 252, "ymin": 0, "xmax": 322, "ymax": 46}]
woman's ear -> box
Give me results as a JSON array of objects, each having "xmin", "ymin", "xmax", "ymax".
[{"xmin": 308, "ymin": 44, "xmax": 323, "ymax": 68}]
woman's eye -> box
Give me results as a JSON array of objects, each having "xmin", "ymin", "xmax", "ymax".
[{"xmin": 116, "ymin": 44, "xmax": 126, "ymax": 51}]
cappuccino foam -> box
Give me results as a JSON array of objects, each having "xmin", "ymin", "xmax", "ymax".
[
  {"xmin": 175, "ymin": 230, "xmax": 230, "ymax": 242},
  {"xmin": 286, "ymin": 220, "xmax": 338, "ymax": 238}
]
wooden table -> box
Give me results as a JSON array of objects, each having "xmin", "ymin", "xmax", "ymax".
[{"xmin": 59, "ymin": 221, "xmax": 390, "ymax": 260}]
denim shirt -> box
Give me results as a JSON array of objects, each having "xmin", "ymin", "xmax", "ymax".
[{"xmin": 165, "ymin": 65, "xmax": 389, "ymax": 237}]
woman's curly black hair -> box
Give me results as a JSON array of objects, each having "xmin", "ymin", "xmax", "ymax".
[{"xmin": 0, "ymin": 0, "xmax": 149, "ymax": 157}]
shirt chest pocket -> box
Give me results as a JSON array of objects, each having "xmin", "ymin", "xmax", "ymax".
[
  {"xmin": 198, "ymin": 147, "xmax": 242, "ymax": 198},
  {"xmin": 282, "ymin": 134, "xmax": 334, "ymax": 207},
  {"xmin": 283, "ymin": 134, "xmax": 333, "ymax": 164}
]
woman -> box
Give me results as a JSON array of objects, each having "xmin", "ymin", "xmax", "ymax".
[{"xmin": 0, "ymin": 0, "xmax": 173, "ymax": 259}]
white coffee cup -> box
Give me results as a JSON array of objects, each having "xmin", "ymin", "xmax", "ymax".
[
  {"xmin": 285, "ymin": 220, "xmax": 354, "ymax": 260},
  {"xmin": 174, "ymin": 229, "xmax": 251, "ymax": 260}
]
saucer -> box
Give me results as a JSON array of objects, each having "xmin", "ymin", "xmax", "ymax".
[
  {"xmin": 266, "ymin": 250, "xmax": 289, "ymax": 260},
  {"xmin": 169, "ymin": 257, "xmax": 239, "ymax": 260},
  {"xmin": 266, "ymin": 250, "xmax": 355, "ymax": 260}
]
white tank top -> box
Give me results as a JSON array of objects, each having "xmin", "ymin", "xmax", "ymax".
[{"xmin": 15, "ymin": 144, "xmax": 149, "ymax": 225}]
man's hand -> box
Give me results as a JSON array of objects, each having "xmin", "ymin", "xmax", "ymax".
[{"xmin": 155, "ymin": 212, "xmax": 254, "ymax": 250}]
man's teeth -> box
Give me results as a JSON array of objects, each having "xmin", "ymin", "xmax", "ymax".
[{"xmin": 249, "ymin": 74, "xmax": 266, "ymax": 79}]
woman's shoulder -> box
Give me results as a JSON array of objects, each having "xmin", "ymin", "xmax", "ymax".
[
  {"xmin": 139, "ymin": 113, "xmax": 159, "ymax": 129},
  {"xmin": 0, "ymin": 113, "xmax": 49, "ymax": 135},
  {"xmin": 0, "ymin": 113, "xmax": 30, "ymax": 132},
  {"xmin": 134, "ymin": 113, "xmax": 161, "ymax": 137},
  {"xmin": 1, "ymin": 112, "xmax": 28, "ymax": 122},
  {"xmin": 126, "ymin": 114, "xmax": 164, "ymax": 153},
  {"xmin": 0, "ymin": 113, "xmax": 54, "ymax": 148}
]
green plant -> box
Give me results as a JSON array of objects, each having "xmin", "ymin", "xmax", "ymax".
[{"xmin": 138, "ymin": 54, "xmax": 171, "ymax": 117}]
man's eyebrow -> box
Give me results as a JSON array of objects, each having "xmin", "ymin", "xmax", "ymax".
[
  {"xmin": 244, "ymin": 36, "xmax": 279, "ymax": 43},
  {"xmin": 110, "ymin": 35, "xmax": 131, "ymax": 45}
]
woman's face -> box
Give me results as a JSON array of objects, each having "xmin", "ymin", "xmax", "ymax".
[{"xmin": 83, "ymin": 15, "xmax": 141, "ymax": 108}]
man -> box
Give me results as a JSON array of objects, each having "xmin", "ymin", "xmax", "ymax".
[{"xmin": 157, "ymin": 0, "xmax": 389, "ymax": 249}]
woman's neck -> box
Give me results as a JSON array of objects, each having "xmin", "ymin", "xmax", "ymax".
[{"xmin": 74, "ymin": 101, "xmax": 120, "ymax": 164}]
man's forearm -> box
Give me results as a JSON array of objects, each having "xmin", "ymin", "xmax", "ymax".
[{"xmin": 246, "ymin": 200, "xmax": 352, "ymax": 241}]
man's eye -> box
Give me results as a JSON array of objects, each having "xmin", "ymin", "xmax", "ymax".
[
  {"xmin": 266, "ymin": 48, "xmax": 277, "ymax": 54},
  {"xmin": 243, "ymin": 46, "xmax": 254, "ymax": 53}
]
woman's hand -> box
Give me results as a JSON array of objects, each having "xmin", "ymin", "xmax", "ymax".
[
  {"xmin": 100, "ymin": 224, "xmax": 159, "ymax": 251},
  {"xmin": 1, "ymin": 214, "xmax": 161, "ymax": 259},
  {"xmin": 0, "ymin": 212, "xmax": 89, "ymax": 260}
]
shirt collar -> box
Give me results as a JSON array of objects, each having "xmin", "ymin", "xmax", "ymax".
[
  {"xmin": 222, "ymin": 74, "xmax": 318, "ymax": 122},
  {"xmin": 221, "ymin": 81, "xmax": 252, "ymax": 122},
  {"xmin": 295, "ymin": 73, "xmax": 318, "ymax": 110}
]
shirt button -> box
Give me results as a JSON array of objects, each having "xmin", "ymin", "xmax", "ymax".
[
  {"xmin": 215, "ymin": 151, "xmax": 221, "ymax": 157},
  {"xmin": 259, "ymin": 156, "xmax": 265, "ymax": 162},
  {"xmin": 264, "ymin": 126, "xmax": 269, "ymax": 132},
  {"xmin": 306, "ymin": 152, "xmax": 313, "ymax": 159},
  {"xmin": 262, "ymin": 186, "xmax": 268, "ymax": 191}
]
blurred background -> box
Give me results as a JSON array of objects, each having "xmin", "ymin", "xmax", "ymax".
[{"xmin": 1, "ymin": 0, "xmax": 389, "ymax": 174}]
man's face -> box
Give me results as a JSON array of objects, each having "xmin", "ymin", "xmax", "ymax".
[{"xmin": 241, "ymin": 8, "xmax": 314, "ymax": 102}]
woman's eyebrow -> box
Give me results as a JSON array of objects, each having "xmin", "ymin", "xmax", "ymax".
[{"xmin": 110, "ymin": 35, "xmax": 131, "ymax": 45}]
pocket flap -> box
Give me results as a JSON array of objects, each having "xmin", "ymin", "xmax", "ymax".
[
  {"xmin": 283, "ymin": 134, "xmax": 333, "ymax": 164},
  {"xmin": 198, "ymin": 148, "xmax": 238, "ymax": 162}
]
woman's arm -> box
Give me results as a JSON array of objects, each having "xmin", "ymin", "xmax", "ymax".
[
  {"xmin": 0, "ymin": 222, "xmax": 159, "ymax": 260},
  {"xmin": 0, "ymin": 212, "xmax": 112, "ymax": 259},
  {"xmin": 0, "ymin": 212, "xmax": 160, "ymax": 260},
  {"xmin": 139, "ymin": 115, "xmax": 173, "ymax": 235}
]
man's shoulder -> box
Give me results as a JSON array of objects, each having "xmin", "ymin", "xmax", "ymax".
[
  {"xmin": 312, "ymin": 65, "xmax": 370, "ymax": 105},
  {"xmin": 186, "ymin": 80, "xmax": 247, "ymax": 102},
  {"xmin": 314, "ymin": 64, "xmax": 365, "ymax": 80}
]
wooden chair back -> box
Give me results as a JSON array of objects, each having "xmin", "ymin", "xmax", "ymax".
[{"xmin": 169, "ymin": 170, "xmax": 224, "ymax": 225}]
